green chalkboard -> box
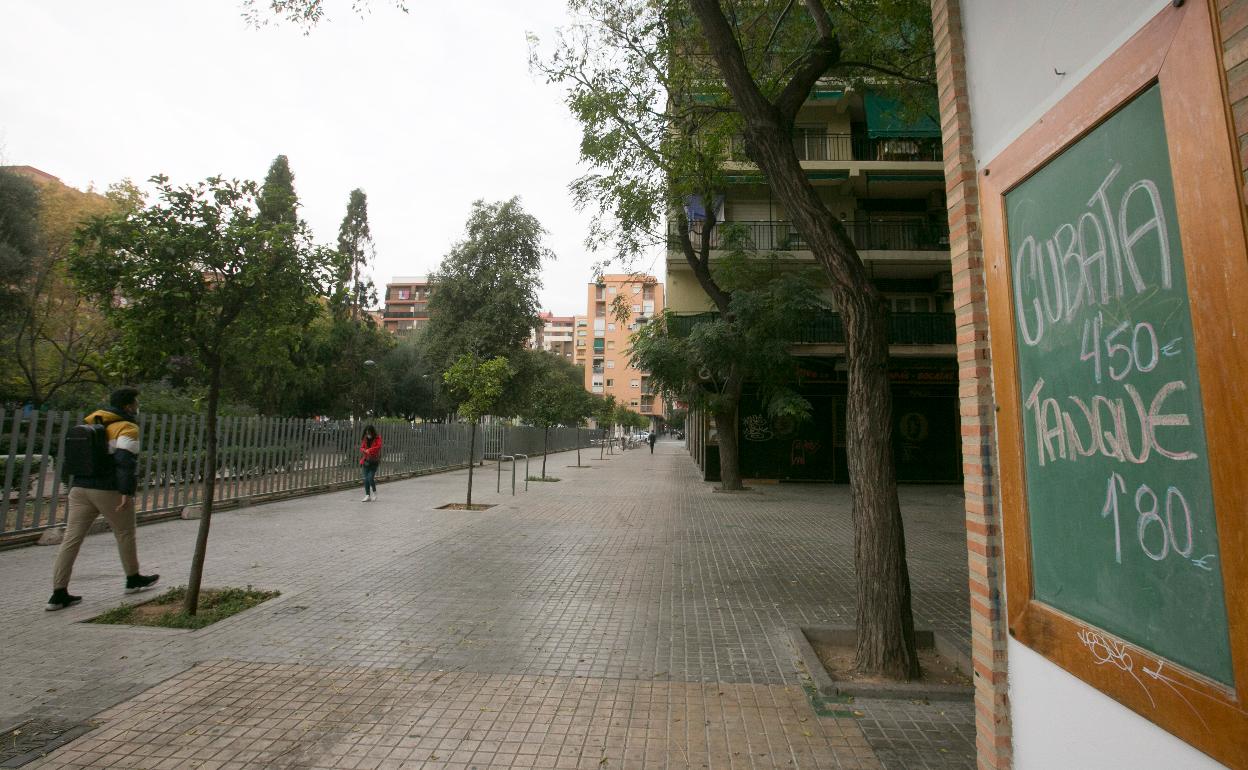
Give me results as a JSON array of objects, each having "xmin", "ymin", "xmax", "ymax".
[{"xmin": 1005, "ymin": 84, "xmax": 1232, "ymax": 684}]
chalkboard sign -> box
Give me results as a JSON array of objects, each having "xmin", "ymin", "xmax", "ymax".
[{"xmin": 1004, "ymin": 84, "xmax": 1232, "ymax": 684}]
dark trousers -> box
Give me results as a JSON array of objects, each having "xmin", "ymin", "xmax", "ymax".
[{"xmin": 362, "ymin": 463, "xmax": 378, "ymax": 495}]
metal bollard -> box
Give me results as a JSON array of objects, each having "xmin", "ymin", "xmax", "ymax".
[
  {"xmin": 514, "ymin": 453, "xmax": 529, "ymax": 491},
  {"xmin": 497, "ymin": 454, "xmax": 515, "ymax": 493}
]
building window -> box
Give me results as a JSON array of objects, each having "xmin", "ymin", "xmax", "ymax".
[
  {"xmin": 631, "ymin": 304, "xmax": 640, "ymax": 313},
  {"xmin": 606, "ymin": 379, "xmax": 614, "ymax": 387},
  {"xmin": 630, "ymin": 400, "xmax": 640, "ymax": 407},
  {"xmin": 608, "ymin": 286, "xmax": 617, "ymax": 295},
  {"xmin": 632, "ymin": 286, "xmax": 641, "ymax": 294},
  {"xmin": 630, "ymin": 379, "xmax": 640, "ymax": 387},
  {"xmin": 607, "ymin": 340, "xmax": 615, "ymax": 349},
  {"xmin": 887, "ymin": 295, "xmax": 937, "ymax": 313},
  {"xmin": 607, "ymin": 323, "xmax": 616, "ymax": 331},
  {"xmin": 606, "ymin": 360, "xmax": 615, "ymax": 369},
  {"xmin": 397, "ymin": 289, "xmax": 410, "ymax": 300}
]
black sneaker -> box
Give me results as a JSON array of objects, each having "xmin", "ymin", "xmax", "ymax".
[
  {"xmin": 45, "ymin": 589, "xmax": 82, "ymax": 612},
  {"xmin": 124, "ymin": 573, "xmax": 160, "ymax": 594}
]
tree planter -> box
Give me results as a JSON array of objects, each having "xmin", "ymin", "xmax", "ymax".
[{"xmin": 791, "ymin": 626, "xmax": 972, "ymax": 702}]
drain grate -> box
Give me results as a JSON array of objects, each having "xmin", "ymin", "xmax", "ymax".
[{"xmin": 0, "ymin": 718, "xmax": 94, "ymax": 768}]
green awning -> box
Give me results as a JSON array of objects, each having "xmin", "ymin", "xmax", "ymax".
[{"xmin": 864, "ymin": 92, "xmax": 940, "ymax": 139}]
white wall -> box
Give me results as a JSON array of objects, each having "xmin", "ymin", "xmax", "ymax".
[
  {"xmin": 959, "ymin": 2, "xmax": 1227, "ymax": 767},
  {"xmin": 960, "ymin": 0, "xmax": 1170, "ymax": 166},
  {"xmin": 1010, "ymin": 641, "xmax": 1224, "ymax": 770}
]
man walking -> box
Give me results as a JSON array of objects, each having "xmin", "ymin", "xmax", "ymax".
[
  {"xmin": 648, "ymin": 431, "xmax": 657, "ymax": 454},
  {"xmin": 46, "ymin": 387, "xmax": 159, "ymax": 611}
]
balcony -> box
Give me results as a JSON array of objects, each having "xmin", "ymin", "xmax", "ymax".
[
  {"xmin": 731, "ymin": 133, "xmax": 942, "ymax": 163},
  {"xmin": 669, "ymin": 220, "xmax": 949, "ymax": 253},
  {"xmin": 667, "ymin": 311, "xmax": 955, "ymax": 346},
  {"xmin": 384, "ymin": 310, "xmax": 430, "ymax": 319}
]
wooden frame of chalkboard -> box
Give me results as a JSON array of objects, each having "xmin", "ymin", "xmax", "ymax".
[{"xmin": 980, "ymin": 1, "xmax": 1248, "ymax": 765}]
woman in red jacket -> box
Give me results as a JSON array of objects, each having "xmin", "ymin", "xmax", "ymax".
[{"xmin": 359, "ymin": 425, "xmax": 382, "ymax": 502}]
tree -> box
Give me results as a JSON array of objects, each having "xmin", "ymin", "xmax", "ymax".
[
  {"xmin": 684, "ymin": 0, "xmax": 932, "ymax": 680},
  {"xmin": 424, "ymin": 198, "xmax": 550, "ymax": 380},
  {"xmin": 519, "ymin": 352, "xmax": 586, "ymax": 478},
  {"xmin": 594, "ymin": 394, "xmax": 618, "ymax": 458},
  {"xmin": 442, "ymin": 354, "xmax": 512, "ymax": 506},
  {"xmin": 3, "ymin": 177, "xmax": 122, "ymax": 405},
  {"xmin": 71, "ymin": 173, "xmax": 329, "ymax": 615},
  {"xmin": 0, "ymin": 169, "xmax": 40, "ymax": 325},
  {"xmin": 569, "ymin": 387, "xmax": 597, "ymax": 468},
  {"xmin": 377, "ymin": 331, "xmax": 439, "ymax": 420},
  {"xmin": 333, "ymin": 189, "xmax": 376, "ymax": 316},
  {"xmin": 631, "ymin": 245, "xmax": 823, "ymax": 481},
  {"xmin": 536, "ymin": 0, "xmax": 935, "ymax": 678}
]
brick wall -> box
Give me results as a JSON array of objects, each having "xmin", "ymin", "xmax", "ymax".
[
  {"xmin": 1219, "ymin": 0, "xmax": 1248, "ymax": 199},
  {"xmin": 930, "ymin": 1, "xmax": 1013, "ymax": 767}
]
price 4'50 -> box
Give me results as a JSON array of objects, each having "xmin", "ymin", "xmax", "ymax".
[
  {"xmin": 1101, "ymin": 472, "xmax": 1193, "ymax": 563},
  {"xmin": 1080, "ymin": 312, "xmax": 1181, "ymax": 384}
]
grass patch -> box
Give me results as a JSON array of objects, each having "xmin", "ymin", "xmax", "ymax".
[
  {"xmin": 436, "ymin": 503, "xmax": 496, "ymax": 511},
  {"xmin": 526, "ymin": 475, "xmax": 560, "ymax": 482},
  {"xmin": 87, "ymin": 586, "xmax": 279, "ymax": 630}
]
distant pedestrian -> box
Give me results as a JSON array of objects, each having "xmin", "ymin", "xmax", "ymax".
[
  {"xmin": 648, "ymin": 431, "xmax": 657, "ymax": 454},
  {"xmin": 46, "ymin": 387, "xmax": 159, "ymax": 611},
  {"xmin": 360, "ymin": 425, "xmax": 382, "ymax": 502}
]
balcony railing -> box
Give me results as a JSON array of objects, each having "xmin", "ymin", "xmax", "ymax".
[
  {"xmin": 731, "ymin": 133, "xmax": 942, "ymax": 163},
  {"xmin": 383, "ymin": 310, "xmax": 430, "ymax": 319},
  {"xmin": 669, "ymin": 220, "xmax": 949, "ymax": 253},
  {"xmin": 667, "ymin": 311, "xmax": 955, "ymax": 346}
]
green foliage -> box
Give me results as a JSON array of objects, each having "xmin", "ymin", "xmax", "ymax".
[
  {"xmin": 424, "ymin": 198, "xmax": 550, "ymax": 376},
  {"xmin": 0, "ymin": 170, "xmax": 40, "ymax": 322},
  {"xmin": 376, "ymin": 330, "xmax": 439, "ymax": 419},
  {"xmin": 516, "ymin": 350, "xmax": 588, "ymax": 429},
  {"xmin": 333, "ymin": 188, "xmax": 376, "ymax": 314},
  {"xmin": 69, "ymin": 172, "xmax": 329, "ymax": 399},
  {"xmin": 631, "ymin": 246, "xmax": 824, "ymax": 420},
  {"xmin": 258, "ymin": 154, "xmax": 299, "ymax": 227},
  {"xmin": 87, "ymin": 586, "xmax": 279, "ymax": 630},
  {"xmin": 442, "ymin": 354, "xmax": 512, "ymax": 422}
]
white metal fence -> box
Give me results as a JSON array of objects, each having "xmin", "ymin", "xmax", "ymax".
[{"xmin": 0, "ymin": 410, "xmax": 593, "ymax": 539}]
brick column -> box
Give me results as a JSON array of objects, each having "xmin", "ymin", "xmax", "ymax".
[
  {"xmin": 930, "ymin": 1, "xmax": 1013, "ymax": 767},
  {"xmin": 1218, "ymin": 0, "xmax": 1248, "ymax": 199}
]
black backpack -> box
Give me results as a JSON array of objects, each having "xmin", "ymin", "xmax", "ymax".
[{"xmin": 61, "ymin": 421, "xmax": 112, "ymax": 483}]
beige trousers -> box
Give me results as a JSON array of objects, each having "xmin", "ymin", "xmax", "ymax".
[{"xmin": 52, "ymin": 487, "xmax": 139, "ymax": 589}]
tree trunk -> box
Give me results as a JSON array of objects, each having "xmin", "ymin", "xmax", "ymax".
[
  {"xmin": 466, "ymin": 420, "xmax": 476, "ymax": 506},
  {"xmin": 542, "ymin": 426, "xmax": 549, "ymax": 478},
  {"xmin": 686, "ymin": 0, "xmax": 918, "ymax": 679},
  {"xmin": 713, "ymin": 372, "xmax": 745, "ymax": 491},
  {"xmin": 183, "ymin": 363, "xmax": 221, "ymax": 615},
  {"xmin": 842, "ymin": 291, "xmax": 919, "ymax": 679}
]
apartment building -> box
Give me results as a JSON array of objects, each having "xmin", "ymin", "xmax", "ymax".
[
  {"xmin": 670, "ymin": 87, "xmax": 958, "ymax": 483},
  {"xmin": 381, "ymin": 276, "xmax": 433, "ymax": 334},
  {"xmin": 532, "ymin": 312, "xmax": 576, "ymax": 360},
  {"xmin": 582, "ymin": 275, "xmax": 664, "ymax": 425},
  {"xmin": 571, "ymin": 314, "xmax": 589, "ymax": 369}
]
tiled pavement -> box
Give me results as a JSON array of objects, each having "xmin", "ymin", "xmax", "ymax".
[{"xmin": 0, "ymin": 440, "xmax": 973, "ymax": 768}]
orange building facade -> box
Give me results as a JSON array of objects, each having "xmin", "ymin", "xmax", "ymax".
[{"xmin": 578, "ymin": 275, "xmax": 665, "ymax": 425}]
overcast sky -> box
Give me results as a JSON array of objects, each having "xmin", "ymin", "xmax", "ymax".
[{"xmin": 0, "ymin": 1, "xmax": 657, "ymax": 316}]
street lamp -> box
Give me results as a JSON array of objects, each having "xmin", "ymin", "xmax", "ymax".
[{"xmin": 363, "ymin": 359, "xmax": 377, "ymax": 417}]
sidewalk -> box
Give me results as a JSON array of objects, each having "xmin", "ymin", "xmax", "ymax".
[{"xmin": 0, "ymin": 440, "xmax": 973, "ymax": 769}]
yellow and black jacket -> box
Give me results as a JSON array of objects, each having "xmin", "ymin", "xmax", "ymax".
[{"xmin": 75, "ymin": 408, "xmax": 140, "ymax": 495}]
